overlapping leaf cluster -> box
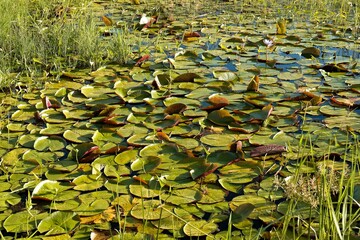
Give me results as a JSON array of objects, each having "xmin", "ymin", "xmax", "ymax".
[{"xmin": 0, "ymin": 0, "xmax": 359, "ymax": 239}]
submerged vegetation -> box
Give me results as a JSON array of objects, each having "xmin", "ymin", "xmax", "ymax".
[{"xmin": 0, "ymin": 0, "xmax": 359, "ymax": 239}]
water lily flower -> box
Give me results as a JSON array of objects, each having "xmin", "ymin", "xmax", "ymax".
[
  {"xmin": 140, "ymin": 13, "xmax": 151, "ymax": 25},
  {"xmin": 263, "ymin": 39, "xmax": 274, "ymax": 48}
]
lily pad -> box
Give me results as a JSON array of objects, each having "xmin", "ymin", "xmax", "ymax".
[
  {"xmin": 38, "ymin": 211, "xmax": 80, "ymax": 235},
  {"xmin": 131, "ymin": 200, "xmax": 172, "ymax": 220},
  {"xmin": 183, "ymin": 220, "xmax": 217, "ymax": 237}
]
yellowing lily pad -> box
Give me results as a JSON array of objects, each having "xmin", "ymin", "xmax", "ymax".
[
  {"xmin": 131, "ymin": 200, "xmax": 172, "ymax": 220},
  {"xmin": 200, "ymin": 134, "xmax": 235, "ymax": 147},
  {"xmin": 183, "ymin": 220, "xmax": 217, "ymax": 237}
]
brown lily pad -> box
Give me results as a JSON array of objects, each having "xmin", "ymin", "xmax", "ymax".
[{"xmin": 250, "ymin": 144, "xmax": 287, "ymax": 157}]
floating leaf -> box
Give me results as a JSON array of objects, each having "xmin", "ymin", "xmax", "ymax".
[
  {"xmin": 208, "ymin": 109, "xmax": 235, "ymax": 126},
  {"xmin": 69, "ymin": 143, "xmax": 100, "ymax": 163},
  {"xmin": 73, "ymin": 174, "xmax": 105, "ymax": 191},
  {"xmin": 131, "ymin": 200, "xmax": 172, "ymax": 220},
  {"xmin": 183, "ymin": 220, "xmax": 217, "ymax": 237},
  {"xmin": 247, "ymin": 75, "xmax": 259, "ymax": 92},
  {"xmin": 38, "ymin": 211, "xmax": 80, "ymax": 235},
  {"xmin": 250, "ymin": 144, "xmax": 287, "ymax": 157},
  {"xmin": 63, "ymin": 129, "xmax": 95, "ymax": 143},
  {"xmin": 131, "ymin": 156, "xmax": 161, "ymax": 173},
  {"xmin": 232, "ymin": 203, "xmax": 256, "ymax": 225},
  {"xmin": 32, "ymin": 180, "xmax": 72, "ymax": 201},
  {"xmin": 213, "ymin": 71, "xmax": 238, "ymax": 81},
  {"xmin": 34, "ymin": 136, "xmax": 67, "ymax": 152},
  {"xmin": 3, "ymin": 210, "xmax": 48, "ymax": 233},
  {"xmin": 1, "ymin": 148, "xmax": 28, "ymax": 166},
  {"xmin": 301, "ymin": 47, "xmax": 320, "ymax": 58},
  {"xmin": 164, "ymin": 103, "xmax": 187, "ymax": 115},
  {"xmin": 173, "ymin": 73, "xmax": 201, "ymax": 82},
  {"xmin": 200, "ymin": 134, "xmax": 235, "ymax": 147}
]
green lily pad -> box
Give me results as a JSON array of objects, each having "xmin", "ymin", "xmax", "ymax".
[
  {"xmin": 131, "ymin": 156, "xmax": 161, "ymax": 173},
  {"xmin": 73, "ymin": 175, "xmax": 105, "ymax": 191},
  {"xmin": 208, "ymin": 109, "xmax": 235, "ymax": 126},
  {"xmin": 62, "ymin": 109, "xmax": 93, "ymax": 120},
  {"xmin": 0, "ymin": 192, "xmax": 21, "ymax": 211},
  {"xmin": 183, "ymin": 220, "xmax": 218, "ymax": 237},
  {"xmin": 131, "ymin": 200, "xmax": 172, "ymax": 220},
  {"xmin": 3, "ymin": 210, "xmax": 48, "ymax": 233},
  {"xmin": 1, "ymin": 148, "xmax": 29, "ymax": 166},
  {"xmin": 129, "ymin": 184, "xmax": 161, "ymax": 198},
  {"xmin": 38, "ymin": 211, "xmax": 80, "ymax": 235},
  {"xmin": 232, "ymin": 203, "xmax": 256, "ymax": 228},
  {"xmin": 173, "ymin": 73, "xmax": 201, "ymax": 82},
  {"xmin": 161, "ymin": 188, "xmax": 202, "ymax": 205},
  {"xmin": 114, "ymin": 149, "xmax": 138, "ymax": 165},
  {"xmin": 200, "ymin": 134, "xmax": 235, "ymax": 147},
  {"xmin": 34, "ymin": 136, "xmax": 67, "ymax": 152},
  {"xmin": 32, "ymin": 180, "xmax": 72, "ymax": 201},
  {"xmin": 63, "ymin": 129, "xmax": 95, "ymax": 143}
]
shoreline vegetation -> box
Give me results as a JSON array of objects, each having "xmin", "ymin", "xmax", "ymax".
[{"xmin": 0, "ymin": 0, "xmax": 359, "ymax": 239}]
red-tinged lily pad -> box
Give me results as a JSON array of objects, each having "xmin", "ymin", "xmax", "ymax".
[
  {"xmin": 69, "ymin": 143, "xmax": 101, "ymax": 163},
  {"xmin": 330, "ymin": 97, "xmax": 358, "ymax": 107}
]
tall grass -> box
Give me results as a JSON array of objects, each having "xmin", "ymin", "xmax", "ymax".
[
  {"xmin": 272, "ymin": 133, "xmax": 360, "ymax": 240},
  {"xmin": 0, "ymin": 0, "xmax": 134, "ymax": 89}
]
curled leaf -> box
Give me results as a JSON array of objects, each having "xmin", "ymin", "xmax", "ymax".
[
  {"xmin": 247, "ymin": 75, "xmax": 260, "ymax": 92},
  {"xmin": 276, "ymin": 19, "xmax": 286, "ymax": 35},
  {"xmin": 164, "ymin": 103, "xmax": 187, "ymax": 115},
  {"xmin": 250, "ymin": 144, "xmax": 286, "ymax": 157},
  {"xmin": 101, "ymin": 15, "xmax": 113, "ymax": 26}
]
